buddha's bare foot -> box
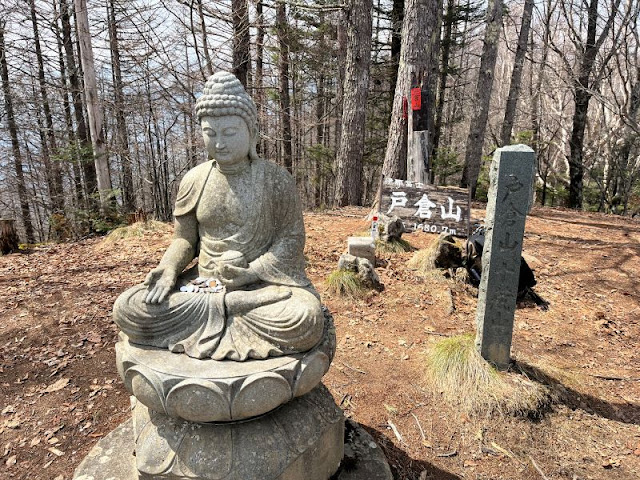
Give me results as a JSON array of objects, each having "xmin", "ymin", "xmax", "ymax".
[{"xmin": 225, "ymin": 286, "xmax": 292, "ymax": 315}]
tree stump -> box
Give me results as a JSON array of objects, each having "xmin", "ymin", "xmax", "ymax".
[{"xmin": 0, "ymin": 219, "xmax": 20, "ymax": 254}]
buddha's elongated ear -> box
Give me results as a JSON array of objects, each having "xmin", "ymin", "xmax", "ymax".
[{"xmin": 249, "ymin": 126, "xmax": 259, "ymax": 161}]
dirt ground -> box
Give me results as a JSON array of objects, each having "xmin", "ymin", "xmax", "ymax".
[{"xmin": 1, "ymin": 205, "xmax": 639, "ymax": 480}]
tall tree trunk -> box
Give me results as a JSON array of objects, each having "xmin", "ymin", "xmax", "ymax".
[
  {"xmin": 255, "ymin": 0, "xmax": 265, "ymax": 155},
  {"xmin": 315, "ymin": 73, "xmax": 326, "ymax": 206},
  {"xmin": 568, "ymin": 0, "xmax": 599, "ymax": 209},
  {"xmin": 74, "ymin": 0, "xmax": 112, "ymax": 207},
  {"xmin": 0, "ymin": 23, "xmax": 35, "ymax": 243},
  {"xmin": 432, "ymin": 0, "xmax": 455, "ymax": 169},
  {"xmin": 232, "ymin": 0, "xmax": 250, "ymax": 87},
  {"xmin": 334, "ymin": 0, "xmax": 372, "ymax": 206},
  {"xmin": 30, "ymin": 0, "xmax": 64, "ymax": 214},
  {"xmin": 407, "ymin": 0, "xmax": 441, "ymax": 184},
  {"xmin": 383, "ymin": 0, "xmax": 440, "ymax": 182},
  {"xmin": 107, "ymin": 0, "xmax": 135, "ymax": 213},
  {"xmin": 276, "ymin": 3, "xmax": 293, "ymax": 173},
  {"xmin": 389, "ymin": 0, "xmax": 404, "ymax": 112},
  {"xmin": 196, "ymin": 0, "xmax": 214, "ymax": 77},
  {"xmin": 335, "ymin": 9, "xmax": 347, "ymax": 153},
  {"xmin": 499, "ymin": 0, "xmax": 534, "ymax": 146},
  {"xmin": 60, "ymin": 0, "xmax": 96, "ymax": 203},
  {"xmin": 53, "ymin": 0, "xmax": 84, "ymax": 211},
  {"xmin": 460, "ymin": 0, "xmax": 503, "ymax": 196},
  {"xmin": 531, "ymin": 0, "xmax": 552, "ymax": 160}
]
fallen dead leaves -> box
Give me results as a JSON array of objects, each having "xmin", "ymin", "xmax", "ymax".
[
  {"xmin": 1, "ymin": 208, "xmax": 639, "ymax": 479},
  {"xmin": 42, "ymin": 378, "xmax": 69, "ymax": 394}
]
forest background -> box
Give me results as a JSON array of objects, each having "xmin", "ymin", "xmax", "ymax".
[{"xmin": 1, "ymin": 0, "xmax": 640, "ymax": 243}]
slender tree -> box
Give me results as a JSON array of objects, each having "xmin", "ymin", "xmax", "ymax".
[
  {"xmin": 232, "ymin": 0, "xmax": 250, "ymax": 87},
  {"xmin": 74, "ymin": 0, "xmax": 112, "ymax": 207},
  {"xmin": 460, "ymin": 0, "xmax": 503, "ymax": 196},
  {"xmin": 334, "ymin": 0, "xmax": 373, "ymax": 205},
  {"xmin": 60, "ymin": 0, "xmax": 97, "ymax": 201},
  {"xmin": 499, "ymin": 0, "xmax": 534, "ymax": 146},
  {"xmin": 29, "ymin": 0, "xmax": 65, "ymax": 214},
  {"xmin": 562, "ymin": 0, "xmax": 626, "ymax": 208},
  {"xmin": 276, "ymin": 2, "xmax": 293, "ymax": 173},
  {"xmin": 108, "ymin": 0, "xmax": 135, "ymax": 213},
  {"xmin": 0, "ymin": 22, "xmax": 35, "ymax": 243}
]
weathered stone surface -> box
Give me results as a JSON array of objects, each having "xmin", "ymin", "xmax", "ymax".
[
  {"xmin": 475, "ymin": 145, "xmax": 535, "ymax": 369},
  {"xmin": 337, "ymin": 254, "xmax": 383, "ymax": 292},
  {"xmin": 73, "ymin": 418, "xmax": 135, "ymax": 480},
  {"xmin": 73, "ymin": 413, "xmax": 392, "ymax": 480},
  {"xmin": 347, "ymin": 236, "xmax": 375, "ymax": 265},
  {"xmin": 335, "ymin": 420, "xmax": 393, "ymax": 480},
  {"xmin": 112, "ymin": 71, "xmax": 323, "ymax": 362},
  {"xmin": 430, "ymin": 233, "xmax": 463, "ymax": 269},
  {"xmin": 136, "ymin": 385, "xmax": 343, "ymax": 480},
  {"xmin": 381, "ymin": 216, "xmax": 405, "ymax": 242},
  {"xmin": 116, "ymin": 311, "xmax": 336, "ymax": 422}
]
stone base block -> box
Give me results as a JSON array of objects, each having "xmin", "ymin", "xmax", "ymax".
[
  {"xmin": 73, "ymin": 397, "xmax": 392, "ymax": 480},
  {"xmin": 76, "ymin": 385, "xmax": 343, "ymax": 480},
  {"xmin": 347, "ymin": 236, "xmax": 375, "ymax": 265}
]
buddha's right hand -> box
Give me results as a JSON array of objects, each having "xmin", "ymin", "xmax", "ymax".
[
  {"xmin": 225, "ymin": 286, "xmax": 292, "ymax": 316},
  {"xmin": 143, "ymin": 266, "xmax": 177, "ymax": 304}
]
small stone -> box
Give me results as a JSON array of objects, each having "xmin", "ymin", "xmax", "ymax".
[{"xmin": 1, "ymin": 405, "xmax": 15, "ymax": 415}]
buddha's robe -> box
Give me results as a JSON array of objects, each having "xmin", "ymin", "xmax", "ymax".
[{"xmin": 113, "ymin": 159, "xmax": 324, "ymax": 361}]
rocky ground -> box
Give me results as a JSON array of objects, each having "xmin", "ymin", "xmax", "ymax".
[{"xmin": 1, "ymin": 205, "xmax": 639, "ymax": 479}]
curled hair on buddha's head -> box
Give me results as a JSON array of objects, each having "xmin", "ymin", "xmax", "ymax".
[{"xmin": 195, "ymin": 71, "xmax": 259, "ymax": 161}]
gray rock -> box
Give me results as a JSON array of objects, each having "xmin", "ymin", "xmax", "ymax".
[
  {"xmin": 381, "ymin": 216, "xmax": 405, "ymax": 242},
  {"xmin": 355, "ymin": 258, "xmax": 383, "ymax": 291},
  {"xmin": 337, "ymin": 255, "xmax": 383, "ymax": 292},
  {"xmin": 337, "ymin": 253, "xmax": 359, "ymax": 272}
]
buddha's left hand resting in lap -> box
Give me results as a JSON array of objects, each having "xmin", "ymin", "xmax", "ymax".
[{"xmin": 113, "ymin": 72, "xmax": 324, "ymax": 361}]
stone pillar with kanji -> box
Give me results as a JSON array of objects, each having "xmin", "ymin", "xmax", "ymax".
[{"xmin": 475, "ymin": 145, "xmax": 535, "ymax": 369}]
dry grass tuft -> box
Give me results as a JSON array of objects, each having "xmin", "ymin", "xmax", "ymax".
[
  {"xmin": 408, "ymin": 234, "xmax": 463, "ymax": 274},
  {"xmin": 326, "ymin": 269, "xmax": 367, "ymax": 298},
  {"xmin": 104, "ymin": 220, "xmax": 170, "ymax": 242},
  {"xmin": 426, "ymin": 334, "xmax": 552, "ymax": 417},
  {"xmin": 408, "ymin": 245, "xmax": 440, "ymax": 273},
  {"xmin": 375, "ymin": 237, "xmax": 414, "ymax": 253}
]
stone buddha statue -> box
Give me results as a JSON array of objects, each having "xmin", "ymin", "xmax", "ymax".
[
  {"xmin": 113, "ymin": 72, "xmax": 324, "ymax": 362},
  {"xmin": 73, "ymin": 72, "xmax": 394, "ymax": 480}
]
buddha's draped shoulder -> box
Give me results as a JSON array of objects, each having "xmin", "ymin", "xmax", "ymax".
[{"xmin": 174, "ymin": 161, "xmax": 215, "ymax": 217}]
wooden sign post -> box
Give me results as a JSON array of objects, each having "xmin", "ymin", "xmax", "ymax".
[
  {"xmin": 380, "ymin": 178, "xmax": 470, "ymax": 237},
  {"xmin": 407, "ymin": 70, "xmax": 430, "ymax": 185}
]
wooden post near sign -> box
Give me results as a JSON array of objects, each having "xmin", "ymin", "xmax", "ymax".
[{"xmin": 407, "ymin": 69, "xmax": 430, "ymax": 185}]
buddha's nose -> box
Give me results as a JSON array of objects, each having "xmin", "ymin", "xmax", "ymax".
[{"xmin": 215, "ymin": 141, "xmax": 225, "ymax": 149}]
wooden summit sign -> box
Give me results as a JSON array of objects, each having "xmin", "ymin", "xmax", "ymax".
[{"xmin": 380, "ymin": 177, "xmax": 470, "ymax": 237}]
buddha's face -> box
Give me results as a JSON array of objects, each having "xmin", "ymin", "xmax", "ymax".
[{"xmin": 201, "ymin": 115, "xmax": 252, "ymax": 166}]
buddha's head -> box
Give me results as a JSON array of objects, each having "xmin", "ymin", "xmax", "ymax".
[{"xmin": 195, "ymin": 72, "xmax": 259, "ymax": 166}]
